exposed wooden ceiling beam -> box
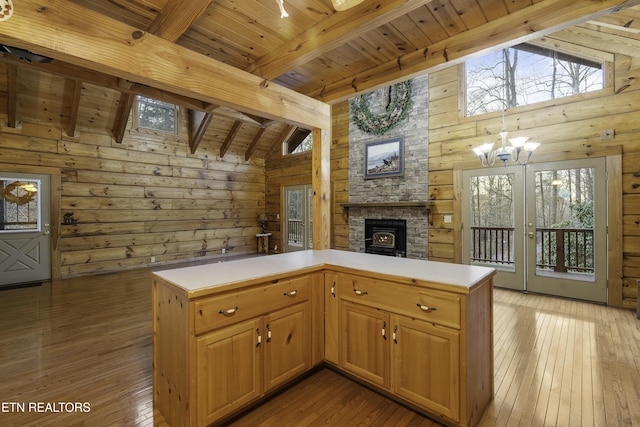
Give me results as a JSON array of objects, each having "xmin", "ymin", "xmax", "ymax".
[
  {"xmin": 245, "ymin": 127, "xmax": 266, "ymax": 161},
  {"xmin": 312, "ymin": 0, "xmax": 640, "ymax": 102},
  {"xmin": 5, "ymin": 63, "xmax": 16, "ymax": 128},
  {"xmin": 147, "ymin": 0, "xmax": 212, "ymax": 42},
  {"xmin": 204, "ymin": 104, "xmax": 265, "ymax": 127},
  {"xmin": 220, "ymin": 121, "xmax": 242, "ymax": 158},
  {"xmin": 65, "ymin": 80, "xmax": 82, "ymax": 137},
  {"xmin": 0, "ymin": 54, "xmax": 210, "ymax": 111},
  {"xmin": 246, "ymin": 0, "xmax": 434, "ymax": 80},
  {"xmin": 188, "ymin": 109, "xmax": 213, "ymax": 154},
  {"xmin": 0, "ymin": 0, "xmax": 330, "ymax": 130},
  {"xmin": 112, "ymin": 92, "xmax": 135, "ymax": 144}
]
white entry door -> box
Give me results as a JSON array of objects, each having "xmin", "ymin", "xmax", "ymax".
[
  {"xmin": 462, "ymin": 158, "xmax": 607, "ymax": 303},
  {"xmin": 283, "ymin": 185, "xmax": 312, "ymax": 253},
  {"xmin": 0, "ymin": 173, "xmax": 51, "ymax": 286}
]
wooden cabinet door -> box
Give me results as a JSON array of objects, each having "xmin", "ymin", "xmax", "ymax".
[
  {"xmin": 196, "ymin": 318, "xmax": 262, "ymax": 426},
  {"xmin": 264, "ymin": 302, "xmax": 311, "ymax": 391},
  {"xmin": 391, "ymin": 315, "xmax": 460, "ymax": 421},
  {"xmin": 340, "ymin": 301, "xmax": 390, "ymax": 388}
]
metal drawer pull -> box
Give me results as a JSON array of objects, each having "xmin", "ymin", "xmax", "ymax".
[
  {"xmin": 218, "ymin": 306, "xmax": 239, "ymax": 316},
  {"xmin": 417, "ymin": 303, "xmax": 437, "ymax": 312},
  {"xmin": 284, "ymin": 290, "xmax": 298, "ymax": 297},
  {"xmin": 353, "ymin": 289, "xmax": 368, "ymax": 296}
]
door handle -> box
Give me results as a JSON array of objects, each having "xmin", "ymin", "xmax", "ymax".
[{"xmin": 527, "ymin": 232, "xmax": 534, "ymax": 239}]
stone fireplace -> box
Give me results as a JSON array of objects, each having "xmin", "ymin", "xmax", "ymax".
[{"xmin": 347, "ymin": 75, "xmax": 429, "ymax": 259}]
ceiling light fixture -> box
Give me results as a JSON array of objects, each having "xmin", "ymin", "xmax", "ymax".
[
  {"xmin": 276, "ymin": 0, "xmax": 288, "ymax": 18},
  {"xmin": 472, "ymin": 109, "xmax": 540, "ymax": 167},
  {"xmin": 331, "ymin": 0, "xmax": 366, "ymax": 11}
]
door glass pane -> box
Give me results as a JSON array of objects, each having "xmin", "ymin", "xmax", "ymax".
[
  {"xmin": 286, "ymin": 189, "xmax": 304, "ymax": 248},
  {"xmin": 469, "ymin": 174, "xmax": 515, "ymax": 271},
  {"xmin": 0, "ymin": 178, "xmax": 40, "ymax": 232},
  {"xmin": 534, "ymin": 167, "xmax": 595, "ymax": 282}
]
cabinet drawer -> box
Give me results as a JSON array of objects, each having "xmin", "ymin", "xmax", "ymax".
[
  {"xmin": 194, "ymin": 275, "xmax": 309, "ymax": 335},
  {"xmin": 339, "ymin": 275, "xmax": 461, "ymax": 329}
]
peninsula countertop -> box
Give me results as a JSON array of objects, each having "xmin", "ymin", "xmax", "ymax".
[{"xmin": 151, "ymin": 249, "xmax": 495, "ymax": 295}]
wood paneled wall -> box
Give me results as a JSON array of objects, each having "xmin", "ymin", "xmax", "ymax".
[
  {"xmin": 427, "ymin": 58, "xmax": 640, "ymax": 309},
  {"xmin": 0, "ymin": 115, "xmax": 265, "ymax": 278},
  {"xmin": 265, "ymin": 102, "xmax": 349, "ymax": 251},
  {"xmin": 264, "ymin": 102, "xmax": 350, "ymax": 252}
]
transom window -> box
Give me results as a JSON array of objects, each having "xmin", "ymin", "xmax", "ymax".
[
  {"xmin": 283, "ymin": 128, "xmax": 313, "ymax": 155},
  {"xmin": 465, "ymin": 43, "xmax": 604, "ymax": 116},
  {"xmin": 135, "ymin": 96, "xmax": 179, "ymax": 134}
]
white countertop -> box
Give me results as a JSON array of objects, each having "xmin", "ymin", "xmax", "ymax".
[{"xmin": 152, "ymin": 249, "xmax": 495, "ymax": 293}]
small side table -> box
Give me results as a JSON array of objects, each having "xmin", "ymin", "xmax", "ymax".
[{"xmin": 256, "ymin": 233, "xmax": 272, "ymax": 254}]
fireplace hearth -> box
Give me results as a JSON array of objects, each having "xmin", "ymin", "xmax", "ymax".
[{"xmin": 365, "ymin": 219, "xmax": 406, "ymax": 257}]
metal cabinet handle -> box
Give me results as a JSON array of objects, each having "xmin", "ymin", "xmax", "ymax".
[
  {"xmin": 330, "ymin": 281, "xmax": 336, "ymax": 297},
  {"xmin": 393, "ymin": 325, "xmax": 398, "ymax": 344},
  {"xmin": 353, "ymin": 289, "xmax": 368, "ymax": 296},
  {"xmin": 219, "ymin": 306, "xmax": 239, "ymax": 316},
  {"xmin": 266, "ymin": 324, "xmax": 271, "ymax": 342},
  {"xmin": 382, "ymin": 321, "xmax": 387, "ymax": 340},
  {"xmin": 284, "ymin": 290, "xmax": 297, "ymax": 297},
  {"xmin": 417, "ymin": 303, "xmax": 437, "ymax": 313},
  {"xmin": 256, "ymin": 328, "xmax": 261, "ymax": 346}
]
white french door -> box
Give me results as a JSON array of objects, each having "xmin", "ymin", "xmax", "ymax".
[
  {"xmin": 283, "ymin": 185, "xmax": 313, "ymax": 253},
  {"xmin": 462, "ymin": 158, "xmax": 607, "ymax": 303},
  {"xmin": 0, "ymin": 172, "xmax": 51, "ymax": 286}
]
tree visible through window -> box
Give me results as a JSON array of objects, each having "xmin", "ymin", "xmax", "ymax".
[
  {"xmin": 466, "ymin": 43, "xmax": 604, "ymax": 116},
  {"xmin": 136, "ymin": 96, "xmax": 179, "ymax": 133}
]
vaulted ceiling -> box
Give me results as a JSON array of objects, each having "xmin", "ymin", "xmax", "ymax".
[{"xmin": 1, "ymin": 0, "xmax": 640, "ymax": 158}]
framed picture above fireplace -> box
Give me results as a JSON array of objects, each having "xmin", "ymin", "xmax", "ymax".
[{"xmin": 364, "ymin": 137, "xmax": 404, "ymax": 179}]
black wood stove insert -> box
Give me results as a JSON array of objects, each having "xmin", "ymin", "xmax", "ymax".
[{"xmin": 364, "ymin": 219, "xmax": 407, "ymax": 257}]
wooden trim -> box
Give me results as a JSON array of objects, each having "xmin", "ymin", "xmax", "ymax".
[
  {"xmin": 452, "ymin": 168, "xmax": 463, "ymax": 264},
  {"xmin": 65, "ymin": 79, "xmax": 82, "ymax": 138},
  {"xmin": 112, "ymin": 92, "xmax": 135, "ymax": 144},
  {"xmin": 607, "ymin": 154, "xmax": 623, "ymax": 306},
  {"xmin": 220, "ymin": 121, "xmax": 242, "ymax": 158},
  {"xmin": 340, "ymin": 202, "xmax": 432, "ymax": 209},
  {"xmin": 312, "ymin": 128, "xmax": 331, "ymax": 250}
]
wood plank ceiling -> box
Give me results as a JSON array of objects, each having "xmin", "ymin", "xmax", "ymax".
[{"xmin": 2, "ymin": 0, "xmax": 640, "ymax": 158}]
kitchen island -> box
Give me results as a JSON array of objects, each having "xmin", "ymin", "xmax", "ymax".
[{"xmin": 152, "ymin": 249, "xmax": 495, "ymax": 427}]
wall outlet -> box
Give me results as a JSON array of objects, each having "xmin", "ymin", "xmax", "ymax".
[
  {"xmin": 444, "ymin": 215, "xmax": 452, "ymax": 224},
  {"xmin": 221, "ymin": 248, "xmax": 226, "ymax": 254},
  {"xmin": 150, "ymin": 256, "xmax": 156, "ymax": 263}
]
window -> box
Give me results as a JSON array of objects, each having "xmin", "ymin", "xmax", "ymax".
[
  {"xmin": 0, "ymin": 178, "xmax": 40, "ymax": 232},
  {"xmin": 465, "ymin": 43, "xmax": 604, "ymax": 116},
  {"xmin": 283, "ymin": 128, "xmax": 312, "ymax": 155},
  {"xmin": 135, "ymin": 96, "xmax": 179, "ymax": 133}
]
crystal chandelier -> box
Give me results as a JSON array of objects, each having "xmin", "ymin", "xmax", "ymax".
[{"xmin": 472, "ymin": 110, "xmax": 540, "ymax": 167}]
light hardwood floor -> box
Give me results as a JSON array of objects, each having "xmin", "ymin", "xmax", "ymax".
[{"xmin": 0, "ymin": 269, "xmax": 638, "ymax": 426}]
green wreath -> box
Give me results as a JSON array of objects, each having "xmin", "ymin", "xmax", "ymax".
[{"xmin": 350, "ymin": 80, "xmax": 413, "ymax": 135}]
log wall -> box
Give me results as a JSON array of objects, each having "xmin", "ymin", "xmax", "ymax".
[
  {"xmin": 264, "ymin": 103, "xmax": 350, "ymax": 252},
  {"xmin": 0, "ymin": 114, "xmax": 265, "ymax": 278},
  {"xmin": 428, "ymin": 58, "xmax": 640, "ymax": 309}
]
